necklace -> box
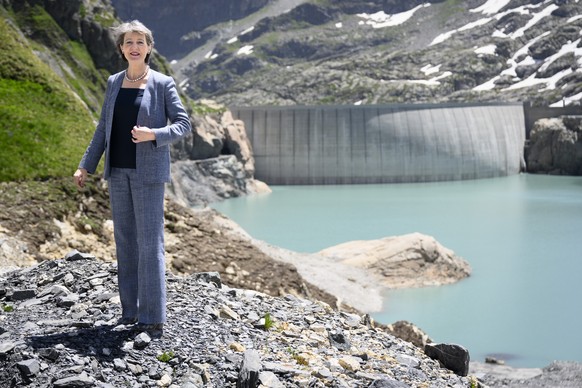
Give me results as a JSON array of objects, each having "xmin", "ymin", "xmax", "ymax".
[{"xmin": 125, "ymin": 66, "xmax": 149, "ymax": 82}]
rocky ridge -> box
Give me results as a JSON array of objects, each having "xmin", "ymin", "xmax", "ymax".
[
  {"xmin": 169, "ymin": 103, "xmax": 271, "ymax": 208},
  {"xmin": 0, "ymin": 254, "xmax": 472, "ymax": 387},
  {"xmin": 166, "ymin": 0, "xmax": 582, "ymax": 107}
]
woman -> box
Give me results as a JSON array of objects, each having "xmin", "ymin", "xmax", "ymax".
[{"xmin": 73, "ymin": 20, "xmax": 192, "ymax": 332}]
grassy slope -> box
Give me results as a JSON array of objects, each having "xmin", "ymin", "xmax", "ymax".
[{"xmin": 0, "ymin": 5, "xmax": 101, "ymax": 182}]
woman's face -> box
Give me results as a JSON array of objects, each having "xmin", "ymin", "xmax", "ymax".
[{"xmin": 120, "ymin": 32, "xmax": 151, "ymax": 63}]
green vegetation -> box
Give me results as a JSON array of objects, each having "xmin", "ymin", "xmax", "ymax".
[
  {"xmin": 156, "ymin": 350, "xmax": 175, "ymax": 363},
  {"xmin": 190, "ymin": 100, "xmax": 227, "ymax": 116},
  {"xmin": 0, "ymin": 6, "xmax": 104, "ymax": 182},
  {"xmin": 263, "ymin": 312, "xmax": 274, "ymax": 330},
  {"xmin": 437, "ymin": 0, "xmax": 465, "ymax": 25},
  {"xmin": 2, "ymin": 304, "xmax": 14, "ymax": 312},
  {"xmin": 286, "ymin": 347, "xmax": 309, "ymax": 366}
]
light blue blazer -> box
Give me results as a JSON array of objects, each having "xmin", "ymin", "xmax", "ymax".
[{"xmin": 79, "ymin": 69, "xmax": 192, "ymax": 183}]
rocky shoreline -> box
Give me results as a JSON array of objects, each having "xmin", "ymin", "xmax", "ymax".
[
  {"xmin": 3, "ymin": 253, "xmax": 582, "ymax": 387},
  {"xmin": 2, "ymin": 178, "xmax": 582, "ymax": 387},
  {"xmin": 0, "ymin": 253, "xmax": 471, "ymax": 387}
]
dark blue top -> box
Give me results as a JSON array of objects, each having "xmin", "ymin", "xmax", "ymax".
[{"xmin": 110, "ymin": 88, "xmax": 144, "ymax": 169}]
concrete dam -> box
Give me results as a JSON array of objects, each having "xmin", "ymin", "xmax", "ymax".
[{"xmin": 231, "ymin": 103, "xmax": 526, "ymax": 185}]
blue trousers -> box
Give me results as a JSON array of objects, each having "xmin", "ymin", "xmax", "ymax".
[{"xmin": 108, "ymin": 168, "xmax": 166, "ymax": 324}]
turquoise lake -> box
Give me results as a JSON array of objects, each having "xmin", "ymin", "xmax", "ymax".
[{"xmin": 211, "ymin": 174, "xmax": 582, "ymax": 368}]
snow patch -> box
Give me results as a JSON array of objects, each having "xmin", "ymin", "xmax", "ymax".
[
  {"xmin": 504, "ymin": 68, "xmax": 573, "ymax": 91},
  {"xmin": 431, "ymin": 2, "xmax": 549, "ymax": 46},
  {"xmin": 473, "ymin": 76, "xmax": 500, "ymax": 92},
  {"xmin": 237, "ymin": 45, "xmax": 254, "ymax": 56},
  {"xmin": 430, "ymin": 17, "xmax": 493, "ymax": 45},
  {"xmin": 430, "ymin": 30, "xmax": 455, "ymax": 46},
  {"xmin": 474, "ymin": 44, "xmax": 497, "ymax": 55},
  {"xmin": 227, "ymin": 36, "xmax": 238, "ymax": 44},
  {"xmin": 336, "ymin": 22, "xmax": 343, "ymax": 28},
  {"xmin": 470, "ymin": 0, "xmax": 511, "ymax": 15},
  {"xmin": 474, "ymin": 31, "xmax": 551, "ymax": 89},
  {"xmin": 459, "ymin": 17, "xmax": 493, "ymax": 32},
  {"xmin": 550, "ymin": 92, "xmax": 582, "ymax": 107},
  {"xmin": 420, "ymin": 64, "xmax": 441, "ymax": 76},
  {"xmin": 395, "ymin": 71, "xmax": 452, "ymax": 86},
  {"xmin": 240, "ymin": 26, "xmax": 255, "ymax": 36},
  {"xmin": 357, "ymin": 3, "xmax": 430, "ymax": 29},
  {"xmin": 538, "ymin": 39, "xmax": 582, "ymax": 74},
  {"xmin": 509, "ymin": 4, "xmax": 559, "ymax": 39}
]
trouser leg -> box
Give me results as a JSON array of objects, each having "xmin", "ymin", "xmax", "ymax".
[
  {"xmin": 109, "ymin": 168, "xmax": 139, "ymax": 320},
  {"xmin": 129, "ymin": 172, "xmax": 167, "ymax": 324}
]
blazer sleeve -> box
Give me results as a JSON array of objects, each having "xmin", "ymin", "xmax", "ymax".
[
  {"xmin": 151, "ymin": 77, "xmax": 192, "ymax": 147},
  {"xmin": 78, "ymin": 76, "xmax": 112, "ymax": 173}
]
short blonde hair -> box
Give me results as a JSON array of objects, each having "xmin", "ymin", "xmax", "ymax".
[{"xmin": 113, "ymin": 20, "xmax": 154, "ymax": 63}]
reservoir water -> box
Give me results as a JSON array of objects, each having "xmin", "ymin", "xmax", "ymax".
[{"xmin": 210, "ymin": 174, "xmax": 582, "ymax": 368}]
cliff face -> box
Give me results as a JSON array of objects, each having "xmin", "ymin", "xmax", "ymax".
[
  {"xmin": 110, "ymin": 0, "xmax": 270, "ymax": 58},
  {"xmin": 526, "ymin": 115, "xmax": 582, "ymax": 175},
  {"xmin": 3, "ymin": 0, "xmax": 122, "ymax": 76}
]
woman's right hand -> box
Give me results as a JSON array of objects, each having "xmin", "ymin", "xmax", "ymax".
[{"xmin": 73, "ymin": 168, "xmax": 88, "ymax": 189}]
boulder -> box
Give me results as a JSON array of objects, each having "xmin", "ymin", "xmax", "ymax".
[
  {"xmin": 526, "ymin": 116, "xmax": 582, "ymax": 175},
  {"xmin": 169, "ymin": 103, "xmax": 270, "ymax": 206},
  {"xmin": 425, "ymin": 343, "xmax": 470, "ymax": 377},
  {"xmin": 317, "ymin": 232, "xmax": 471, "ymax": 288},
  {"xmin": 386, "ymin": 320, "xmax": 432, "ymax": 349},
  {"xmin": 168, "ymin": 156, "xmax": 270, "ymax": 207}
]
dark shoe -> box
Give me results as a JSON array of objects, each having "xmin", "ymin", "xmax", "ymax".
[
  {"xmin": 135, "ymin": 322, "xmax": 164, "ymax": 331},
  {"xmin": 117, "ymin": 317, "xmax": 137, "ymax": 325}
]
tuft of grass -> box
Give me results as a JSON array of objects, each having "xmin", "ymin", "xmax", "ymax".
[
  {"xmin": 2, "ymin": 304, "xmax": 14, "ymax": 312},
  {"xmin": 157, "ymin": 350, "xmax": 175, "ymax": 363},
  {"xmin": 190, "ymin": 100, "xmax": 227, "ymax": 116},
  {"xmin": 263, "ymin": 312, "xmax": 274, "ymax": 330}
]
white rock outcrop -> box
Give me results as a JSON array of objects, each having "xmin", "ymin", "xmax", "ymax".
[{"xmin": 318, "ymin": 232, "xmax": 471, "ymax": 288}]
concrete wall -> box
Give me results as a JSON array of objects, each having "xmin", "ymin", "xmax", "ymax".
[{"xmin": 231, "ymin": 103, "xmax": 526, "ymax": 185}]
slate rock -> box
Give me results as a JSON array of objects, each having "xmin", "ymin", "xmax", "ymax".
[
  {"xmin": 16, "ymin": 359, "xmax": 40, "ymax": 376},
  {"xmin": 424, "ymin": 343, "xmax": 470, "ymax": 376},
  {"xmin": 10, "ymin": 289, "xmax": 36, "ymax": 301},
  {"xmin": 369, "ymin": 379, "xmax": 410, "ymax": 388},
  {"xmin": 237, "ymin": 350, "xmax": 261, "ymax": 388},
  {"xmin": 53, "ymin": 371, "xmax": 95, "ymax": 387},
  {"xmin": 328, "ymin": 329, "xmax": 351, "ymax": 351}
]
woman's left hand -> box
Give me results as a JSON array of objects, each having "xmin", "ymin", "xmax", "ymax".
[{"xmin": 131, "ymin": 125, "xmax": 156, "ymax": 143}]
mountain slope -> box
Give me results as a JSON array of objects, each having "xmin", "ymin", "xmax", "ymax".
[
  {"xmin": 0, "ymin": 6, "xmax": 97, "ymax": 181},
  {"xmin": 152, "ymin": 0, "xmax": 582, "ymax": 107},
  {"xmin": 0, "ymin": 0, "xmax": 176, "ymax": 182}
]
